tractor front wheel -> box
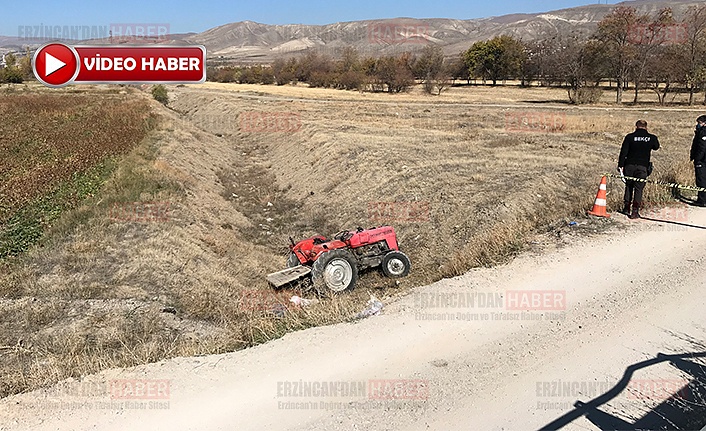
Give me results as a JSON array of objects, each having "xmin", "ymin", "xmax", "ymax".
[
  {"xmin": 286, "ymin": 253, "xmax": 301, "ymax": 268},
  {"xmin": 381, "ymin": 251, "xmax": 411, "ymax": 278},
  {"xmin": 311, "ymin": 250, "xmax": 358, "ymax": 294}
]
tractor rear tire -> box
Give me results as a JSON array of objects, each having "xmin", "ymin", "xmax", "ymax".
[
  {"xmin": 311, "ymin": 249, "xmax": 358, "ymax": 294},
  {"xmin": 286, "ymin": 253, "xmax": 300, "ymax": 268},
  {"xmin": 381, "ymin": 251, "xmax": 411, "ymax": 278}
]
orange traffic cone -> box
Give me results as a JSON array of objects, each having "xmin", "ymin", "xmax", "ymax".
[{"xmin": 588, "ymin": 176, "xmax": 610, "ymax": 218}]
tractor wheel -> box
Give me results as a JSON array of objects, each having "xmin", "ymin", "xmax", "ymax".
[
  {"xmin": 311, "ymin": 250, "xmax": 358, "ymax": 294},
  {"xmin": 381, "ymin": 251, "xmax": 411, "ymax": 278},
  {"xmin": 286, "ymin": 253, "xmax": 300, "ymax": 268}
]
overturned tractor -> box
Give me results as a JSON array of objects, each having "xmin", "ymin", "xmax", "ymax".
[{"xmin": 266, "ymin": 226, "xmax": 411, "ymax": 294}]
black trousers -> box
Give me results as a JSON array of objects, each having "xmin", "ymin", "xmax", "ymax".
[
  {"xmin": 623, "ymin": 164, "xmax": 648, "ymax": 206},
  {"xmin": 696, "ymin": 164, "xmax": 706, "ymax": 204}
]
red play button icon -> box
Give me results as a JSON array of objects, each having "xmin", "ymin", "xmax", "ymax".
[{"xmin": 32, "ymin": 43, "xmax": 79, "ymax": 87}]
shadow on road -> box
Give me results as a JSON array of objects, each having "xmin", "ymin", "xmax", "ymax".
[
  {"xmin": 638, "ymin": 215, "xmax": 706, "ymax": 230},
  {"xmin": 634, "ymin": 187, "xmax": 706, "ymax": 229},
  {"xmin": 538, "ymin": 351, "xmax": 706, "ymax": 430}
]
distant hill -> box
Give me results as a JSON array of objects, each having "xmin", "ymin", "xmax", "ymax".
[
  {"xmin": 1, "ymin": 0, "xmax": 703, "ymax": 61},
  {"xmin": 184, "ymin": 0, "xmax": 704, "ymax": 62}
]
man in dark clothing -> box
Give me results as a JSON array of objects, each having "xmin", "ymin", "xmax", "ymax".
[
  {"xmin": 690, "ymin": 115, "xmax": 706, "ymax": 206},
  {"xmin": 618, "ymin": 120, "xmax": 660, "ymax": 219}
]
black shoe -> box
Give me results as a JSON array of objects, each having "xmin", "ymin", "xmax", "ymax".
[
  {"xmin": 629, "ymin": 211, "xmax": 640, "ymax": 219},
  {"xmin": 695, "ymin": 201, "xmax": 706, "ymax": 207},
  {"xmin": 621, "ymin": 206, "xmax": 631, "ymax": 215}
]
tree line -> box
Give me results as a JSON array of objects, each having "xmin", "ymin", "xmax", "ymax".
[
  {"xmin": 208, "ymin": 5, "xmax": 706, "ymax": 105},
  {"xmin": 208, "ymin": 46, "xmax": 458, "ymax": 96}
]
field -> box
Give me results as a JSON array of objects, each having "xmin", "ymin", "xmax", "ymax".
[
  {"xmin": 0, "ymin": 89, "xmax": 154, "ymax": 258},
  {"xmin": 1, "ymin": 80, "xmax": 705, "ymax": 398}
]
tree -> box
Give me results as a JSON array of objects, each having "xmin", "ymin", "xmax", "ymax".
[
  {"xmin": 594, "ymin": 6, "xmax": 643, "ymax": 103},
  {"xmin": 447, "ymin": 55, "xmax": 468, "ymax": 84},
  {"xmin": 520, "ymin": 42, "xmax": 541, "ymax": 87},
  {"xmin": 529, "ymin": 37, "xmax": 564, "ymax": 87},
  {"xmin": 338, "ymin": 47, "xmax": 361, "ymax": 74},
  {"xmin": 335, "ymin": 47, "xmax": 366, "ymax": 91},
  {"xmin": 272, "ymin": 58, "xmax": 295, "ymax": 85},
  {"xmin": 374, "ymin": 54, "xmax": 414, "ymax": 93},
  {"xmin": 1, "ymin": 67, "xmax": 23, "ymax": 84},
  {"xmin": 260, "ymin": 66, "xmax": 275, "ymax": 85},
  {"xmin": 563, "ymin": 39, "xmax": 606, "ymax": 103},
  {"xmin": 462, "ymin": 35, "xmax": 525, "ymax": 85},
  {"xmin": 413, "ymin": 45, "xmax": 444, "ymax": 94},
  {"xmin": 209, "ymin": 66, "xmax": 237, "ymax": 82},
  {"xmin": 682, "ymin": 4, "xmax": 706, "ymax": 105},
  {"xmin": 4, "ymin": 52, "xmax": 16, "ymax": 68},
  {"xmin": 1, "ymin": 52, "xmax": 23, "ymax": 84},
  {"xmin": 360, "ymin": 56, "xmax": 383, "ymax": 92},
  {"xmin": 19, "ymin": 48, "xmax": 32, "ymax": 79},
  {"xmin": 646, "ymin": 44, "xmax": 686, "ymax": 105},
  {"xmin": 293, "ymin": 51, "xmax": 333, "ymax": 83},
  {"xmin": 628, "ymin": 8, "xmax": 675, "ymax": 103},
  {"xmin": 432, "ymin": 63, "xmax": 454, "ymax": 95}
]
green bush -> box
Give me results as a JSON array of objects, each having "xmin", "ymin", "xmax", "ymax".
[
  {"xmin": 2, "ymin": 66, "xmax": 23, "ymax": 84},
  {"xmin": 151, "ymin": 84, "xmax": 169, "ymax": 105}
]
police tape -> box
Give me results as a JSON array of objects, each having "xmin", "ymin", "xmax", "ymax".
[{"xmin": 602, "ymin": 173, "xmax": 706, "ymax": 193}]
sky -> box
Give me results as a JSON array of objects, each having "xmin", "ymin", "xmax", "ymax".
[{"xmin": 1, "ymin": 0, "xmax": 622, "ymax": 36}]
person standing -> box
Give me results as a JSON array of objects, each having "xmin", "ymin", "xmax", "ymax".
[
  {"xmin": 690, "ymin": 115, "xmax": 706, "ymax": 206},
  {"xmin": 618, "ymin": 119, "xmax": 660, "ymax": 219}
]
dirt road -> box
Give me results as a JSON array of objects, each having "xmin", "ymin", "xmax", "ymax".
[{"xmin": 2, "ymin": 208, "xmax": 706, "ymax": 431}]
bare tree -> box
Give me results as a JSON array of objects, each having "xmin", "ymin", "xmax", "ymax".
[
  {"xmin": 682, "ymin": 4, "xmax": 706, "ymax": 105},
  {"xmin": 595, "ymin": 6, "xmax": 642, "ymax": 103},
  {"xmin": 414, "ymin": 45, "xmax": 444, "ymax": 94},
  {"xmin": 374, "ymin": 54, "xmax": 415, "ymax": 93},
  {"xmin": 530, "ymin": 37, "xmax": 564, "ymax": 87},
  {"xmin": 629, "ymin": 8, "xmax": 675, "ymax": 103},
  {"xmin": 550, "ymin": 34, "xmax": 605, "ymax": 103},
  {"xmin": 272, "ymin": 58, "xmax": 295, "ymax": 85},
  {"xmin": 646, "ymin": 45, "xmax": 687, "ymax": 105}
]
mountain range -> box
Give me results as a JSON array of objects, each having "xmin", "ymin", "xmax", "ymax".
[{"xmin": 1, "ymin": 0, "xmax": 703, "ymax": 62}]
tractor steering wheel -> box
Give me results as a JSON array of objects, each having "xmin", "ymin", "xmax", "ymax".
[{"xmin": 334, "ymin": 230, "xmax": 352, "ymax": 241}]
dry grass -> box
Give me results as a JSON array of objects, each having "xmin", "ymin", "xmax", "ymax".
[
  {"xmin": 1, "ymin": 81, "xmax": 704, "ymax": 399},
  {"xmin": 181, "ymin": 83, "xmax": 703, "ymax": 278}
]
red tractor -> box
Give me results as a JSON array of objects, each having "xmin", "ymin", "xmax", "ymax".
[{"xmin": 266, "ymin": 226, "xmax": 411, "ymax": 294}]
